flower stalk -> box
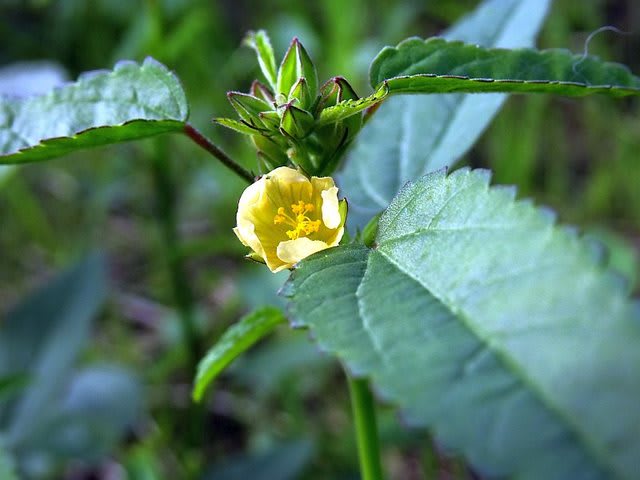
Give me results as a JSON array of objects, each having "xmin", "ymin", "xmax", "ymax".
[{"xmin": 348, "ymin": 375, "xmax": 384, "ymax": 480}]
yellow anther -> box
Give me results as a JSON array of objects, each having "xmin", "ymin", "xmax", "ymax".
[{"xmin": 276, "ymin": 200, "xmax": 321, "ymax": 240}]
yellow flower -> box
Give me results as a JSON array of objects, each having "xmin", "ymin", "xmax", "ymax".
[{"xmin": 234, "ymin": 166, "xmax": 347, "ymax": 272}]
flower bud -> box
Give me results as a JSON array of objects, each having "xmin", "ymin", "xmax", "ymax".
[
  {"xmin": 277, "ymin": 38, "xmax": 318, "ymax": 102},
  {"xmin": 227, "ymin": 92, "xmax": 272, "ymax": 130},
  {"xmin": 280, "ymin": 103, "xmax": 314, "ymax": 139}
]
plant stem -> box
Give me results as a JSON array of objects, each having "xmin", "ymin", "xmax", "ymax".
[
  {"xmin": 347, "ymin": 375, "xmax": 384, "ymax": 480},
  {"xmin": 149, "ymin": 139, "xmax": 202, "ymax": 373},
  {"xmin": 183, "ymin": 123, "xmax": 255, "ymax": 183}
]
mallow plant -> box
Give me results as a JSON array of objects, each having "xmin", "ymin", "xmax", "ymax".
[{"xmin": 1, "ymin": 0, "xmax": 640, "ymax": 478}]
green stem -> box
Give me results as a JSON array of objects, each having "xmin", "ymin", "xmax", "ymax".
[
  {"xmin": 149, "ymin": 139, "xmax": 202, "ymax": 373},
  {"xmin": 347, "ymin": 375, "xmax": 384, "ymax": 480},
  {"xmin": 183, "ymin": 123, "xmax": 255, "ymax": 184}
]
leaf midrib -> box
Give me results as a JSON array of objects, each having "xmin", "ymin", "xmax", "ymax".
[{"xmin": 374, "ymin": 244, "xmax": 622, "ymax": 479}]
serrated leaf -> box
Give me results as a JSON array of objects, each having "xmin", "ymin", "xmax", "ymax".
[
  {"xmin": 371, "ymin": 38, "xmax": 640, "ymax": 96},
  {"xmin": 192, "ymin": 306, "xmax": 286, "ymax": 402},
  {"xmin": 0, "ymin": 57, "xmax": 188, "ymax": 164},
  {"xmin": 0, "ymin": 253, "xmax": 108, "ymax": 446},
  {"xmin": 284, "ymin": 168, "xmax": 640, "ymax": 479},
  {"xmin": 317, "ymin": 84, "xmax": 388, "ymax": 126},
  {"xmin": 338, "ymin": 0, "xmax": 551, "ymax": 230}
]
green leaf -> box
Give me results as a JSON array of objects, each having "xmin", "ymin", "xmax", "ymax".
[
  {"xmin": 317, "ymin": 84, "xmax": 388, "ymax": 126},
  {"xmin": 371, "ymin": 38, "xmax": 640, "ymax": 96},
  {"xmin": 284, "ymin": 168, "xmax": 640, "ymax": 479},
  {"xmin": 338, "ymin": 0, "xmax": 551, "ymax": 230},
  {"xmin": 192, "ymin": 306, "xmax": 286, "ymax": 402},
  {"xmin": 0, "ymin": 254, "xmax": 108, "ymax": 446},
  {"xmin": 0, "ymin": 57, "xmax": 188, "ymax": 164},
  {"xmin": 244, "ymin": 30, "xmax": 278, "ymax": 91}
]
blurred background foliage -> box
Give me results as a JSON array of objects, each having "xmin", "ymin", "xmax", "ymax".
[{"xmin": 0, "ymin": 0, "xmax": 638, "ymax": 479}]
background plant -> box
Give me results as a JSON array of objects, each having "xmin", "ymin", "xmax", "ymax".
[{"xmin": 1, "ymin": 0, "xmax": 639, "ymax": 479}]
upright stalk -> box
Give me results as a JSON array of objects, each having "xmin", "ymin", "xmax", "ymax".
[
  {"xmin": 347, "ymin": 375, "xmax": 384, "ymax": 480},
  {"xmin": 149, "ymin": 139, "xmax": 202, "ymax": 373}
]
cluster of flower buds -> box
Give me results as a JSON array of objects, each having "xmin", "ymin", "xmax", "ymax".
[{"xmin": 215, "ymin": 31, "xmax": 379, "ymax": 177}]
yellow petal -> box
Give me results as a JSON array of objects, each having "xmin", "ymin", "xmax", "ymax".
[
  {"xmin": 310, "ymin": 175, "xmax": 336, "ymax": 193},
  {"xmin": 276, "ymin": 237, "xmax": 329, "ymax": 265},
  {"xmin": 266, "ymin": 166, "xmax": 309, "ymax": 184},
  {"xmin": 234, "ymin": 222, "xmax": 266, "ymax": 262},
  {"xmin": 320, "ymin": 186, "xmax": 341, "ymax": 229}
]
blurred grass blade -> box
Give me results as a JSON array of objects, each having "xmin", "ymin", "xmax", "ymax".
[
  {"xmin": 371, "ymin": 38, "xmax": 640, "ymax": 96},
  {"xmin": 0, "ymin": 441, "xmax": 17, "ymax": 480},
  {"xmin": 193, "ymin": 306, "xmax": 286, "ymax": 402},
  {"xmin": 338, "ymin": 0, "xmax": 551, "ymax": 230},
  {"xmin": 0, "ymin": 57, "xmax": 188, "ymax": 165},
  {"xmin": 202, "ymin": 439, "xmax": 313, "ymax": 480},
  {"xmin": 0, "ymin": 253, "xmax": 108, "ymax": 445},
  {"xmin": 285, "ymin": 168, "xmax": 640, "ymax": 479},
  {"xmin": 0, "ymin": 374, "xmax": 29, "ymax": 403}
]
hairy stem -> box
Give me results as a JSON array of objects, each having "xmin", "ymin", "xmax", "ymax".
[
  {"xmin": 183, "ymin": 123, "xmax": 255, "ymax": 183},
  {"xmin": 347, "ymin": 375, "xmax": 384, "ymax": 480}
]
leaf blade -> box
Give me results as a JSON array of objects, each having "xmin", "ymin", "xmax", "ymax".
[
  {"xmin": 371, "ymin": 38, "xmax": 640, "ymax": 96},
  {"xmin": 285, "ymin": 169, "xmax": 640, "ymax": 479},
  {"xmin": 0, "ymin": 57, "xmax": 188, "ymax": 164},
  {"xmin": 192, "ymin": 306, "xmax": 286, "ymax": 402},
  {"xmin": 338, "ymin": 0, "xmax": 552, "ymax": 230}
]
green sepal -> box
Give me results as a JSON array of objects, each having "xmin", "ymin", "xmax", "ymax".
[
  {"xmin": 361, "ymin": 212, "xmax": 381, "ymax": 248},
  {"xmin": 227, "ymin": 92, "xmax": 272, "ymax": 127},
  {"xmin": 245, "ymin": 252, "xmax": 266, "ymax": 264},
  {"xmin": 243, "ymin": 30, "xmax": 278, "ymax": 91},
  {"xmin": 293, "ymin": 39, "xmax": 318, "ymax": 100},
  {"xmin": 338, "ymin": 198, "xmax": 348, "ymax": 227},
  {"xmin": 276, "ymin": 38, "xmax": 318, "ymax": 100},
  {"xmin": 250, "ymin": 80, "xmax": 275, "ymax": 104},
  {"xmin": 277, "ymin": 39, "xmax": 299, "ymax": 97},
  {"xmin": 280, "ymin": 104, "xmax": 314, "ymax": 139},
  {"xmin": 214, "ymin": 117, "xmax": 262, "ymax": 135},
  {"xmin": 257, "ymin": 110, "xmax": 281, "ymax": 131},
  {"xmin": 289, "ymin": 77, "xmax": 313, "ymax": 111},
  {"xmin": 252, "ymin": 135, "xmax": 289, "ymax": 167},
  {"xmin": 319, "ymin": 76, "xmax": 359, "ymax": 110},
  {"xmin": 257, "ymin": 152, "xmax": 281, "ymax": 173}
]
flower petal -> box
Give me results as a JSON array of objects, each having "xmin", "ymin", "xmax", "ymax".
[
  {"xmin": 276, "ymin": 237, "xmax": 329, "ymax": 265},
  {"xmin": 266, "ymin": 166, "xmax": 309, "ymax": 183},
  {"xmin": 321, "ymin": 186, "xmax": 341, "ymax": 229}
]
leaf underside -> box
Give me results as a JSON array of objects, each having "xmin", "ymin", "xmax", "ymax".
[
  {"xmin": 0, "ymin": 57, "xmax": 188, "ymax": 164},
  {"xmin": 284, "ymin": 168, "xmax": 640, "ymax": 480},
  {"xmin": 371, "ymin": 38, "xmax": 640, "ymax": 96},
  {"xmin": 338, "ymin": 0, "xmax": 551, "ymax": 230},
  {"xmin": 193, "ymin": 306, "xmax": 286, "ymax": 402}
]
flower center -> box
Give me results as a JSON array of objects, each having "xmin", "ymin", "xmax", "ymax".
[{"xmin": 273, "ymin": 200, "xmax": 321, "ymax": 240}]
